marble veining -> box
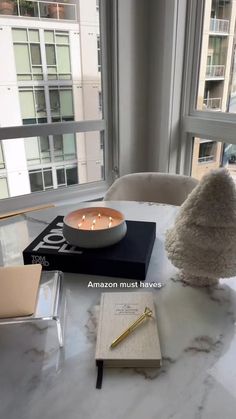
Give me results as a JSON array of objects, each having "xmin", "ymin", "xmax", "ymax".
[{"xmin": 0, "ymin": 201, "xmax": 236, "ymax": 419}]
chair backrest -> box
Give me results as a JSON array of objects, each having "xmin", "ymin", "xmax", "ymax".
[{"xmin": 104, "ymin": 172, "xmax": 198, "ymax": 206}]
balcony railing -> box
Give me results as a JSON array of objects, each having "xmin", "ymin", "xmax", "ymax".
[
  {"xmin": 198, "ymin": 155, "xmax": 215, "ymax": 163},
  {"xmin": 210, "ymin": 18, "xmax": 230, "ymax": 34},
  {"xmin": 206, "ymin": 65, "xmax": 225, "ymax": 79},
  {"xmin": 203, "ymin": 97, "xmax": 222, "ymax": 110},
  {"xmin": 0, "ymin": 0, "xmax": 76, "ymax": 21}
]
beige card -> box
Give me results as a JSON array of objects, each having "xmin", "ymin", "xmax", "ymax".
[{"xmin": 0, "ymin": 264, "xmax": 42, "ymax": 318}]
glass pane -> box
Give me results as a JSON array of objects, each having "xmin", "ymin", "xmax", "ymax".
[
  {"xmin": 191, "ymin": 137, "xmax": 236, "ymax": 183},
  {"xmin": 40, "ymin": 136, "xmax": 49, "ymax": 152},
  {"xmin": 53, "ymin": 135, "xmax": 63, "ymax": 152},
  {"xmin": 1, "ymin": 1, "xmax": 103, "ymax": 126},
  {"xmin": 57, "ymin": 168, "xmax": 66, "ymax": 185},
  {"xmin": 46, "ymin": 45, "xmax": 56, "ymax": 65},
  {"xmin": 14, "ymin": 44, "xmax": 30, "ymax": 74},
  {"xmin": 29, "ymin": 171, "xmax": 43, "ymax": 192},
  {"xmin": 17, "ymin": 75, "xmax": 32, "ymax": 81},
  {"xmin": 43, "ymin": 169, "xmax": 53, "ymax": 187},
  {"xmin": 63, "ymin": 133, "xmax": 76, "ymax": 157},
  {"xmin": 19, "ymin": 90, "xmax": 35, "ymax": 120},
  {"xmin": 60, "ymin": 89, "xmax": 73, "ymax": 117},
  {"xmin": 196, "ymin": 0, "xmax": 236, "ymax": 113},
  {"xmin": 47, "ymin": 66, "xmax": 57, "ymax": 74},
  {"xmin": 66, "ymin": 166, "xmax": 78, "ymax": 185},
  {"xmin": 44, "ymin": 31, "xmax": 54, "ymax": 43},
  {"xmin": 57, "ymin": 45, "xmax": 71, "ymax": 73},
  {"xmin": 0, "ymin": 178, "xmax": 8, "ymax": 199},
  {"xmin": 29, "ymin": 29, "xmax": 39, "ymax": 42},
  {"xmin": 49, "ymin": 90, "xmax": 60, "ymax": 115},
  {"xmin": 24, "ymin": 137, "xmax": 40, "ymax": 163},
  {"xmin": 12, "ymin": 29, "xmax": 27, "ymax": 42},
  {"xmin": 35, "ymin": 90, "xmax": 46, "ymax": 116},
  {"xmin": 0, "ymin": 143, "xmax": 4, "ymax": 168},
  {"xmin": 32, "ymin": 67, "xmax": 43, "ymax": 74},
  {"xmin": 30, "ymin": 44, "xmax": 41, "ymax": 65},
  {"xmin": 56, "ymin": 34, "xmax": 69, "ymax": 44},
  {"xmin": 0, "ymin": 130, "xmax": 104, "ymax": 199}
]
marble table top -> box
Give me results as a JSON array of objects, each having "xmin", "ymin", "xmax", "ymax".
[{"xmin": 0, "ymin": 200, "xmax": 236, "ymax": 419}]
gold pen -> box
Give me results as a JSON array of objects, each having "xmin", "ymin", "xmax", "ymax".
[{"xmin": 110, "ymin": 307, "xmax": 153, "ymax": 349}]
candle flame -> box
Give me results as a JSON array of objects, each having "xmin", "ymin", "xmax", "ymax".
[
  {"xmin": 109, "ymin": 216, "xmax": 113, "ymax": 221},
  {"xmin": 78, "ymin": 214, "xmax": 86, "ymax": 229},
  {"xmin": 98, "ymin": 213, "xmax": 101, "ymax": 218}
]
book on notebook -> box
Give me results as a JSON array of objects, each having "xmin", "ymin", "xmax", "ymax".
[
  {"xmin": 95, "ymin": 292, "xmax": 162, "ymax": 388},
  {"xmin": 23, "ymin": 216, "xmax": 156, "ymax": 280}
]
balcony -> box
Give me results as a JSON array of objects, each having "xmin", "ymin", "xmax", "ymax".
[
  {"xmin": 205, "ymin": 65, "xmax": 225, "ymax": 80},
  {"xmin": 210, "ymin": 18, "xmax": 230, "ymax": 34},
  {"xmin": 198, "ymin": 155, "xmax": 215, "ymax": 163},
  {"xmin": 203, "ymin": 97, "xmax": 222, "ymax": 110},
  {"xmin": 0, "ymin": 0, "xmax": 76, "ymax": 21}
]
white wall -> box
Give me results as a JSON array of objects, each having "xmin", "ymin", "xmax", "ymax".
[
  {"xmin": 118, "ymin": 0, "xmax": 149, "ymax": 175},
  {"xmin": 118, "ymin": 0, "xmax": 186, "ymax": 175}
]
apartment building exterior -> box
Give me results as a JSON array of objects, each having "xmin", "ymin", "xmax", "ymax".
[
  {"xmin": 191, "ymin": 0, "xmax": 236, "ymax": 180},
  {"xmin": 0, "ymin": 0, "xmax": 103, "ymax": 199}
]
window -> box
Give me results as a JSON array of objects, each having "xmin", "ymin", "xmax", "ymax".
[
  {"xmin": 0, "ymin": 177, "xmax": 9, "ymax": 199},
  {"xmin": 13, "ymin": 28, "xmax": 43, "ymax": 81},
  {"xmin": 49, "ymin": 87, "xmax": 74, "ymax": 122},
  {"xmin": 181, "ymin": 0, "xmax": 236, "ymax": 180},
  {"xmin": 45, "ymin": 30, "xmax": 71, "ymax": 80},
  {"xmin": 0, "ymin": 0, "xmax": 114, "ymax": 212},
  {"xmin": 29, "ymin": 168, "xmax": 53, "ymax": 192},
  {"xmin": 19, "ymin": 88, "xmax": 47, "ymax": 124},
  {"xmin": 198, "ymin": 140, "xmax": 217, "ymax": 163},
  {"xmin": 25, "ymin": 136, "xmax": 51, "ymax": 165},
  {"xmin": 97, "ymin": 35, "xmax": 101, "ymax": 72},
  {"xmin": 0, "ymin": 143, "xmax": 5, "ymax": 169}
]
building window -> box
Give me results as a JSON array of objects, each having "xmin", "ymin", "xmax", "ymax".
[
  {"xmin": 53, "ymin": 134, "xmax": 76, "ymax": 161},
  {"xmin": 182, "ymin": 0, "xmax": 236, "ymax": 180},
  {"xmin": 19, "ymin": 87, "xmax": 47, "ymax": 124},
  {"xmin": 29, "ymin": 168, "xmax": 53, "ymax": 192},
  {"xmin": 49, "ymin": 87, "xmax": 74, "ymax": 122},
  {"xmin": 198, "ymin": 140, "xmax": 217, "ymax": 163},
  {"xmin": 45, "ymin": 30, "xmax": 71, "ymax": 80},
  {"xmin": 56, "ymin": 165, "xmax": 78, "ymax": 187},
  {"xmin": 97, "ymin": 35, "xmax": 101, "ymax": 72},
  {"xmin": 24, "ymin": 136, "xmax": 51, "ymax": 165},
  {"xmin": 0, "ymin": 177, "xmax": 9, "ymax": 199},
  {"xmin": 0, "ymin": 0, "xmax": 112, "ymax": 211},
  {"xmin": 13, "ymin": 28, "xmax": 43, "ymax": 81},
  {"xmin": 0, "ymin": 143, "xmax": 5, "ymax": 169}
]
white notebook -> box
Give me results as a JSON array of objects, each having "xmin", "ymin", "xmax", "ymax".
[{"xmin": 95, "ymin": 292, "xmax": 162, "ymax": 368}]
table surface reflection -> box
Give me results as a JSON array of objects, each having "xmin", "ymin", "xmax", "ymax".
[{"xmin": 0, "ymin": 201, "xmax": 236, "ymax": 419}]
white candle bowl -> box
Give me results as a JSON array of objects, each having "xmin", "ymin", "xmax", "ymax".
[{"xmin": 63, "ymin": 207, "xmax": 127, "ymax": 248}]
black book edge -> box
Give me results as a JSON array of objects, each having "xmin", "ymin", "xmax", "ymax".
[{"xmin": 23, "ymin": 217, "xmax": 156, "ymax": 280}]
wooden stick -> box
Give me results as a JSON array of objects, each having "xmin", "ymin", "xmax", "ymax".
[{"xmin": 0, "ymin": 204, "xmax": 55, "ymax": 220}]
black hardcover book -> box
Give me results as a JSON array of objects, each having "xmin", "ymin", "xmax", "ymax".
[{"xmin": 23, "ymin": 216, "xmax": 156, "ymax": 280}]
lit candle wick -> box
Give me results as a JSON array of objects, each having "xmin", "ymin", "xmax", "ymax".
[
  {"xmin": 109, "ymin": 216, "xmax": 113, "ymax": 222},
  {"xmin": 78, "ymin": 214, "xmax": 86, "ymax": 228},
  {"xmin": 91, "ymin": 219, "xmax": 96, "ymax": 230},
  {"xmin": 98, "ymin": 213, "xmax": 101, "ymax": 218}
]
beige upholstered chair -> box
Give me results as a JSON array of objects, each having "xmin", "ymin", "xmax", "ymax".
[{"xmin": 104, "ymin": 172, "xmax": 198, "ymax": 206}]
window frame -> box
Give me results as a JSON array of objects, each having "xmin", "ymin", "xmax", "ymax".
[
  {"xmin": 179, "ymin": 0, "xmax": 236, "ymax": 176},
  {"xmin": 0, "ymin": 0, "xmax": 118, "ymax": 213}
]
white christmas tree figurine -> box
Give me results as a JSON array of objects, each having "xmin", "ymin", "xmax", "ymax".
[{"xmin": 165, "ymin": 169, "xmax": 236, "ymax": 286}]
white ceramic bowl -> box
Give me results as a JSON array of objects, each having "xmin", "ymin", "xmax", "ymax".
[{"xmin": 63, "ymin": 207, "xmax": 127, "ymax": 248}]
